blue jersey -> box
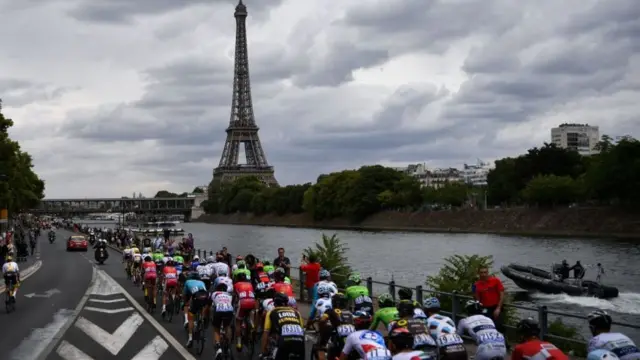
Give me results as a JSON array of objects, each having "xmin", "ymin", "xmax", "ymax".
[
  {"xmin": 175, "ymin": 264, "xmax": 183, "ymax": 275},
  {"xmin": 184, "ymin": 279, "xmax": 207, "ymax": 296},
  {"xmin": 191, "ymin": 261, "xmax": 200, "ymax": 271}
]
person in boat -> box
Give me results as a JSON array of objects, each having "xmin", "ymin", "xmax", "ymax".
[
  {"xmin": 571, "ymin": 261, "xmax": 585, "ymax": 279},
  {"xmin": 556, "ymin": 260, "xmax": 571, "ymax": 281}
]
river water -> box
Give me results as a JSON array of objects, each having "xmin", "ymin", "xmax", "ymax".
[{"xmin": 81, "ymin": 220, "xmax": 640, "ymax": 340}]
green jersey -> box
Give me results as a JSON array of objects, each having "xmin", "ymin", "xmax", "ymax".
[
  {"xmin": 173, "ymin": 255, "xmax": 184, "ymax": 264},
  {"xmin": 284, "ymin": 277, "xmax": 291, "ymax": 284},
  {"xmin": 264, "ymin": 265, "xmax": 275, "ymax": 273},
  {"xmin": 345, "ymin": 285, "xmax": 369, "ymax": 300},
  {"xmin": 370, "ymin": 307, "xmax": 398, "ymax": 331},
  {"xmin": 233, "ymin": 268, "xmax": 251, "ymax": 279},
  {"xmin": 152, "ymin": 253, "xmax": 163, "ymax": 261}
]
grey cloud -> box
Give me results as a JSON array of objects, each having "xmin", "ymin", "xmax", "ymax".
[
  {"xmin": 0, "ymin": 78, "xmax": 72, "ymax": 107},
  {"xmin": 68, "ymin": 0, "xmax": 284, "ymax": 24}
]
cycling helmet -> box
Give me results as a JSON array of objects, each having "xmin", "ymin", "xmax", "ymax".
[
  {"xmin": 207, "ymin": 256, "xmax": 215, "ymax": 263},
  {"xmin": 5, "ymin": 255, "xmax": 12, "ymax": 261},
  {"xmin": 319, "ymin": 269, "xmax": 330, "ymax": 280},
  {"xmin": 317, "ymin": 283, "xmax": 332, "ymax": 297},
  {"xmin": 235, "ymin": 272, "xmax": 248, "ymax": 281},
  {"xmin": 465, "ymin": 300, "xmax": 484, "ymax": 315},
  {"xmin": 388, "ymin": 323, "xmax": 414, "ymax": 349},
  {"xmin": 265, "ymin": 287, "xmax": 276, "ymax": 299},
  {"xmin": 164, "ymin": 251, "xmax": 170, "ymax": 257},
  {"xmin": 237, "ymin": 260, "xmax": 246, "ymax": 269},
  {"xmin": 587, "ymin": 310, "xmax": 613, "ymax": 335},
  {"xmin": 165, "ymin": 259, "xmax": 174, "ymax": 266},
  {"xmin": 396, "ymin": 300, "xmax": 415, "ymax": 317},
  {"xmin": 188, "ymin": 272, "xmax": 200, "ymax": 280},
  {"xmin": 218, "ymin": 267, "xmax": 228, "ymax": 277},
  {"xmin": 236, "ymin": 255, "xmax": 243, "ymax": 261},
  {"xmin": 144, "ymin": 255, "xmax": 152, "ymax": 261},
  {"xmin": 263, "ymin": 260, "xmax": 271, "ymax": 266},
  {"xmin": 193, "ymin": 255, "xmax": 200, "ymax": 261},
  {"xmin": 353, "ymin": 310, "xmax": 372, "ymax": 329},
  {"xmin": 331, "ymin": 293, "xmax": 348, "ymax": 309},
  {"xmin": 274, "ymin": 267, "xmax": 286, "ymax": 281},
  {"xmin": 348, "ymin": 273, "xmax": 361, "ymax": 284},
  {"xmin": 423, "ymin": 297, "xmax": 440, "ymax": 310},
  {"xmin": 516, "ymin": 317, "xmax": 540, "ymax": 337},
  {"xmin": 255, "ymin": 262, "xmax": 264, "ymax": 270},
  {"xmin": 274, "ymin": 292, "xmax": 289, "ymax": 306},
  {"xmin": 378, "ymin": 293, "xmax": 395, "ymax": 308},
  {"xmin": 587, "ymin": 350, "xmax": 620, "ymax": 360},
  {"xmin": 398, "ymin": 287, "xmax": 413, "ymax": 300}
]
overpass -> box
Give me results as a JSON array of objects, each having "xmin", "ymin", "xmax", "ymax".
[{"xmin": 31, "ymin": 194, "xmax": 208, "ymax": 221}]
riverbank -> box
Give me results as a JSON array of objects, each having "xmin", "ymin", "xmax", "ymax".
[{"xmin": 197, "ymin": 207, "xmax": 640, "ymax": 239}]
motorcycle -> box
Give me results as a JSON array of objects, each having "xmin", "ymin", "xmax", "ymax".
[
  {"xmin": 95, "ymin": 247, "xmax": 109, "ymax": 265},
  {"xmin": 49, "ymin": 233, "xmax": 56, "ymax": 243},
  {"xmin": 89, "ymin": 235, "xmax": 96, "ymax": 245}
]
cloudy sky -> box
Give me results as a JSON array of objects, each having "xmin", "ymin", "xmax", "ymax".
[{"xmin": 1, "ymin": 0, "xmax": 638, "ymax": 198}]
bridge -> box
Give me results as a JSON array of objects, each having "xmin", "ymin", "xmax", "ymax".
[{"xmin": 31, "ymin": 195, "xmax": 208, "ymax": 221}]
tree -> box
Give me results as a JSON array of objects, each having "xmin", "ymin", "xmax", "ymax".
[
  {"xmin": 521, "ymin": 175, "xmax": 580, "ymax": 206},
  {"xmin": 0, "ymin": 100, "xmax": 45, "ymax": 214},
  {"xmin": 192, "ymin": 187, "xmax": 204, "ymax": 194},
  {"xmin": 154, "ymin": 190, "xmax": 178, "ymax": 198},
  {"xmin": 303, "ymin": 233, "xmax": 352, "ymax": 289}
]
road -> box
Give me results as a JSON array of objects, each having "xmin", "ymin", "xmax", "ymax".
[{"xmin": 0, "ymin": 230, "xmax": 190, "ymax": 360}]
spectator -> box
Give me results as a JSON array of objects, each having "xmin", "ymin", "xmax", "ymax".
[
  {"xmin": 273, "ymin": 247, "xmax": 291, "ymax": 277},
  {"xmin": 300, "ymin": 253, "xmax": 321, "ymax": 301},
  {"xmin": 221, "ymin": 247, "xmax": 232, "ymax": 267},
  {"xmin": 473, "ymin": 266, "xmax": 507, "ymax": 345}
]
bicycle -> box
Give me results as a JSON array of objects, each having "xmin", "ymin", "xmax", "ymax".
[
  {"xmin": 192, "ymin": 309, "xmax": 206, "ymax": 355},
  {"xmin": 239, "ymin": 311, "xmax": 256, "ymax": 359},
  {"xmin": 144, "ymin": 284, "xmax": 156, "ymax": 313},
  {"xmin": 4, "ymin": 278, "xmax": 17, "ymax": 313},
  {"xmin": 218, "ymin": 324, "xmax": 232, "ymax": 360},
  {"xmin": 162, "ymin": 288, "xmax": 175, "ymax": 322}
]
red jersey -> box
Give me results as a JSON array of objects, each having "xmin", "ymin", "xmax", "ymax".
[
  {"xmin": 474, "ymin": 276, "xmax": 504, "ymax": 307},
  {"xmin": 163, "ymin": 266, "xmax": 177, "ymax": 280},
  {"xmin": 272, "ymin": 282, "xmax": 294, "ymax": 297},
  {"xmin": 257, "ymin": 272, "xmax": 270, "ymax": 283},
  {"xmin": 512, "ymin": 339, "xmax": 568, "ymax": 360},
  {"xmin": 234, "ymin": 281, "xmax": 255, "ymax": 299},
  {"xmin": 142, "ymin": 261, "xmax": 156, "ymax": 274}
]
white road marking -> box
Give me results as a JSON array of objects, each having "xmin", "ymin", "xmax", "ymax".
[
  {"xmin": 56, "ymin": 340, "xmax": 93, "ymax": 360},
  {"xmin": 88, "ymin": 298, "xmax": 126, "ymax": 303},
  {"xmin": 83, "ymin": 306, "xmax": 135, "ymax": 314},
  {"xmin": 9, "ymin": 309, "xmax": 75, "ymax": 360},
  {"xmin": 131, "ymin": 336, "xmax": 169, "ymax": 360},
  {"xmin": 89, "ymin": 270, "xmax": 121, "ymax": 296},
  {"xmin": 74, "ymin": 313, "xmax": 144, "ymax": 355}
]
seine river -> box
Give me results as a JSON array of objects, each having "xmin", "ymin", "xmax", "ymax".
[{"xmin": 82, "ymin": 220, "xmax": 640, "ymax": 340}]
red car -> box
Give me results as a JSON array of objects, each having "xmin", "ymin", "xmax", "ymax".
[{"xmin": 67, "ymin": 235, "xmax": 88, "ymax": 251}]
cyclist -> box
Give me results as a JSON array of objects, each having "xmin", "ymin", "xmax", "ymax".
[
  {"xmin": 339, "ymin": 311, "xmax": 391, "ymax": 360},
  {"xmin": 588, "ymin": 350, "xmax": 621, "ymax": 360},
  {"xmin": 142, "ymin": 255, "xmax": 157, "ymax": 309},
  {"xmin": 317, "ymin": 293, "xmax": 355, "ymax": 360},
  {"xmin": 131, "ymin": 246, "xmax": 142, "ymax": 281},
  {"xmin": 388, "ymin": 301, "xmax": 437, "ymax": 353},
  {"xmin": 122, "ymin": 245, "xmax": 132, "ymax": 267},
  {"xmin": 387, "ymin": 325, "xmax": 435, "ymax": 360},
  {"xmin": 512, "ymin": 317, "xmax": 568, "ymax": 360},
  {"xmin": 314, "ymin": 269, "xmax": 338, "ymax": 300},
  {"xmin": 213, "ymin": 266, "xmax": 233, "ymax": 294},
  {"xmin": 211, "ymin": 282, "xmax": 234, "ymax": 357},
  {"xmin": 272, "ymin": 268, "xmax": 296, "ymax": 308},
  {"xmin": 457, "ymin": 300, "xmax": 507, "ymax": 360},
  {"xmin": 233, "ymin": 260, "xmax": 251, "ymax": 280},
  {"xmin": 183, "ymin": 272, "xmax": 209, "ymax": 347},
  {"xmin": 263, "ymin": 261, "xmax": 275, "ymax": 274},
  {"xmin": 586, "ymin": 310, "xmax": 639, "ymax": 359},
  {"xmin": 214, "ymin": 254, "xmax": 230, "ymax": 277},
  {"xmin": 345, "ymin": 273, "xmax": 373, "ymax": 314},
  {"xmin": 161, "ymin": 258, "xmax": 179, "ymax": 316},
  {"xmin": 370, "ymin": 293, "xmax": 399, "ymax": 331},
  {"xmin": 422, "ymin": 297, "xmax": 465, "ymax": 359},
  {"xmin": 233, "ymin": 272, "xmax": 256, "ymax": 351},
  {"xmin": 307, "ymin": 282, "xmax": 334, "ymax": 329},
  {"xmin": 2, "ymin": 255, "xmax": 20, "ymax": 301},
  {"xmin": 397, "ymin": 288, "xmax": 426, "ymax": 318},
  {"xmin": 197, "ymin": 256, "xmax": 214, "ymax": 291},
  {"xmin": 152, "ymin": 249, "xmax": 164, "ymax": 273},
  {"xmin": 261, "ymin": 292, "xmax": 306, "ymax": 360},
  {"xmin": 191, "ymin": 255, "xmax": 201, "ymax": 271},
  {"xmin": 174, "ymin": 251, "xmax": 185, "ymax": 298},
  {"xmin": 232, "ymin": 255, "xmax": 243, "ymax": 272}
]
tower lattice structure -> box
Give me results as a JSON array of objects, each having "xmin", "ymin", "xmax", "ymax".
[{"xmin": 212, "ymin": 0, "xmax": 278, "ymax": 186}]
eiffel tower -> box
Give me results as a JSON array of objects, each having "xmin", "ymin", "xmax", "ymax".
[{"xmin": 212, "ymin": 0, "xmax": 278, "ymax": 186}]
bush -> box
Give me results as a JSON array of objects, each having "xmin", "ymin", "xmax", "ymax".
[
  {"xmin": 303, "ymin": 233, "xmax": 352, "ymax": 289},
  {"xmin": 547, "ymin": 318, "xmax": 586, "ymax": 357}
]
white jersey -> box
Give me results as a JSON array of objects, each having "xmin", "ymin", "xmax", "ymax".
[
  {"xmin": 210, "ymin": 291, "xmax": 234, "ymax": 313},
  {"xmin": 213, "ymin": 262, "xmax": 230, "ymax": 277},
  {"xmin": 133, "ymin": 253, "xmax": 142, "ymax": 262},
  {"xmin": 457, "ymin": 315, "xmax": 505, "ymax": 360},
  {"xmin": 2, "ymin": 262, "xmax": 19, "ymax": 274},
  {"xmin": 141, "ymin": 253, "xmax": 151, "ymax": 261},
  {"xmin": 214, "ymin": 276, "xmax": 234, "ymax": 293},
  {"xmin": 123, "ymin": 248, "xmax": 133, "ymax": 257},
  {"xmin": 426, "ymin": 314, "xmax": 457, "ymax": 340},
  {"xmin": 262, "ymin": 298, "xmax": 275, "ymax": 313},
  {"xmin": 341, "ymin": 330, "xmax": 388, "ymax": 359},
  {"xmin": 393, "ymin": 350, "xmax": 432, "ymax": 360},
  {"xmin": 588, "ymin": 332, "xmax": 640, "ymax": 360},
  {"xmin": 197, "ymin": 264, "xmax": 213, "ymax": 280},
  {"xmin": 316, "ymin": 280, "xmax": 338, "ymax": 296},
  {"xmin": 314, "ymin": 297, "xmax": 332, "ymax": 318}
]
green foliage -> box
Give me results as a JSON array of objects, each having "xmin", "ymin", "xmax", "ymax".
[
  {"xmin": 154, "ymin": 190, "xmax": 188, "ymax": 198},
  {"xmin": 521, "ymin": 175, "xmax": 580, "ymax": 206},
  {"xmin": 422, "ymin": 182, "xmax": 470, "ymax": 208},
  {"xmin": 0, "ymin": 100, "xmax": 45, "ymax": 214},
  {"xmin": 303, "ymin": 233, "xmax": 352, "ymax": 289},
  {"xmin": 547, "ymin": 318, "xmax": 586, "ymax": 357}
]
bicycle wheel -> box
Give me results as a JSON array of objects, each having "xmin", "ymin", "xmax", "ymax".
[
  {"xmin": 195, "ymin": 323, "xmax": 205, "ymax": 355},
  {"xmin": 165, "ymin": 293, "xmax": 174, "ymax": 322}
]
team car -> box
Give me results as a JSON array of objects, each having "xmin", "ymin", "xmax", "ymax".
[{"xmin": 67, "ymin": 235, "xmax": 88, "ymax": 251}]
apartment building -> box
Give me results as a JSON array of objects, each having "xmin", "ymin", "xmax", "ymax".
[{"xmin": 551, "ymin": 123, "xmax": 600, "ymax": 156}]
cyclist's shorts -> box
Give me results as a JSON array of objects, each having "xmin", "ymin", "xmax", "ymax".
[
  {"xmin": 440, "ymin": 344, "xmax": 467, "ymax": 360},
  {"xmin": 275, "ymin": 340, "xmax": 305, "ymax": 360},
  {"xmin": 164, "ymin": 278, "xmax": 178, "ymax": 288},
  {"xmin": 3, "ymin": 273, "xmax": 17, "ymax": 287},
  {"xmin": 235, "ymin": 298, "xmax": 256, "ymax": 319},
  {"xmin": 144, "ymin": 272, "xmax": 157, "ymax": 284},
  {"xmin": 212, "ymin": 310, "xmax": 233, "ymax": 328},
  {"xmin": 202, "ymin": 279, "xmax": 211, "ymax": 292},
  {"xmin": 189, "ymin": 290, "xmax": 210, "ymax": 314}
]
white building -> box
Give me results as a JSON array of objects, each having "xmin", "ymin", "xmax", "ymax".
[
  {"xmin": 550, "ymin": 123, "xmax": 600, "ymax": 156},
  {"xmin": 396, "ymin": 163, "xmax": 463, "ymax": 188},
  {"xmin": 461, "ymin": 160, "xmax": 493, "ymax": 186}
]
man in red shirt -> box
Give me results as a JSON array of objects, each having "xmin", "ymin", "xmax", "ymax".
[
  {"xmin": 300, "ymin": 253, "xmax": 321, "ymax": 302},
  {"xmin": 473, "ymin": 266, "xmax": 507, "ymax": 344},
  {"xmin": 511, "ymin": 318, "xmax": 568, "ymax": 360}
]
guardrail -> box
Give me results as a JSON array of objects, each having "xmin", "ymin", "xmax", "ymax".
[{"xmin": 188, "ymin": 248, "xmax": 639, "ymax": 352}]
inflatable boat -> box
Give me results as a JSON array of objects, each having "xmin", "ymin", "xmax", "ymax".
[{"xmin": 500, "ymin": 263, "xmax": 619, "ymax": 299}]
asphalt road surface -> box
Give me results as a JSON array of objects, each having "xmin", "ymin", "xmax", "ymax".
[
  {"xmin": 1, "ymin": 230, "xmax": 190, "ymax": 360},
  {"xmin": 98, "ymin": 246, "xmax": 318, "ymax": 360}
]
